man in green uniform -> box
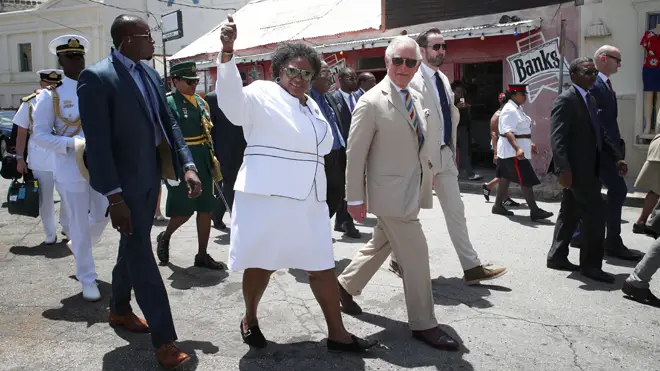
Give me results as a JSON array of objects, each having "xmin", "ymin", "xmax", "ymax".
[{"xmin": 157, "ymin": 61, "xmax": 223, "ymax": 270}]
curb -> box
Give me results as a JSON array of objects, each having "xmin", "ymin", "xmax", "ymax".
[{"xmin": 458, "ymin": 181, "xmax": 646, "ymax": 208}]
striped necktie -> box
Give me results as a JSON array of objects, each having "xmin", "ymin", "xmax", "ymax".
[{"xmin": 401, "ymin": 89, "xmax": 423, "ymax": 148}]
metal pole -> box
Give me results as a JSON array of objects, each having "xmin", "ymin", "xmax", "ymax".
[
  {"xmin": 162, "ymin": 34, "xmax": 168, "ymax": 91},
  {"xmin": 558, "ymin": 19, "xmax": 567, "ymax": 93}
]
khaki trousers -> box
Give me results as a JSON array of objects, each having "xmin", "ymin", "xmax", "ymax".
[{"xmin": 337, "ymin": 211, "xmax": 438, "ymax": 331}]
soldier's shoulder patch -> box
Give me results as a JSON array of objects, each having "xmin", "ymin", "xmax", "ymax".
[{"xmin": 21, "ymin": 93, "xmax": 37, "ymax": 103}]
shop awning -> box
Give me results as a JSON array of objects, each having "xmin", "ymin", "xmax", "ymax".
[
  {"xmin": 192, "ymin": 17, "xmax": 542, "ymax": 66},
  {"xmin": 170, "ymin": 0, "xmax": 382, "ymax": 61}
]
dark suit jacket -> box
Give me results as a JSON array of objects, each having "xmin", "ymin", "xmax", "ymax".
[
  {"xmin": 204, "ymin": 92, "xmax": 246, "ymax": 174},
  {"xmin": 590, "ymin": 75, "xmax": 622, "ymax": 159},
  {"xmin": 330, "ymin": 90, "xmax": 352, "ymax": 142},
  {"xmin": 353, "ymin": 88, "xmax": 365, "ymax": 102},
  {"xmin": 77, "ymin": 54, "xmax": 194, "ymax": 197},
  {"xmin": 549, "ymin": 86, "xmax": 622, "ymax": 187}
]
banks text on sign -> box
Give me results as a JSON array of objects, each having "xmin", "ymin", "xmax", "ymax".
[{"xmin": 506, "ymin": 37, "xmax": 569, "ymax": 90}]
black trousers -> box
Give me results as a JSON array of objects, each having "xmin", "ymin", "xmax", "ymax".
[
  {"xmin": 324, "ymin": 148, "xmax": 353, "ymax": 226},
  {"xmin": 213, "ymin": 166, "xmax": 239, "ymax": 222},
  {"xmin": 110, "ymin": 178, "xmax": 177, "ymax": 348},
  {"xmin": 547, "ymin": 183, "xmax": 606, "ymax": 269}
]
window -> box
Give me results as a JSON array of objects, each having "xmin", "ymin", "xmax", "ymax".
[
  {"xmin": 649, "ymin": 13, "xmax": 659, "ymax": 29},
  {"xmin": 18, "ymin": 43, "xmax": 32, "ymax": 72}
]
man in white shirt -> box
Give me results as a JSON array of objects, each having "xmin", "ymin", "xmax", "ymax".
[
  {"xmin": 13, "ymin": 69, "xmax": 69, "ymax": 244},
  {"xmin": 388, "ymin": 28, "xmax": 507, "ymax": 285}
]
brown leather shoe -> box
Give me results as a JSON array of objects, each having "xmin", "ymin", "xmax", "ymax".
[
  {"xmin": 463, "ymin": 265, "xmax": 507, "ymax": 285},
  {"xmin": 156, "ymin": 343, "xmax": 190, "ymax": 370},
  {"xmin": 338, "ymin": 284, "xmax": 362, "ymax": 315},
  {"xmin": 109, "ymin": 312, "xmax": 150, "ymax": 333},
  {"xmin": 412, "ymin": 326, "xmax": 460, "ymax": 351}
]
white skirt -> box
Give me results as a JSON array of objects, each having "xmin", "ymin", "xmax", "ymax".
[{"xmin": 228, "ymin": 190, "xmax": 335, "ymax": 271}]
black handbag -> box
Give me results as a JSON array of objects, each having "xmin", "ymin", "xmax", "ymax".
[
  {"xmin": 1, "ymin": 155, "xmax": 21, "ymax": 180},
  {"xmin": 7, "ymin": 178, "xmax": 40, "ymax": 218}
]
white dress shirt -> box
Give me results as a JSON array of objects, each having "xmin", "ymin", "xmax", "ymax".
[
  {"xmin": 420, "ymin": 63, "xmax": 447, "ymax": 145},
  {"xmin": 13, "ymin": 96, "xmax": 54, "ymax": 172},
  {"xmin": 497, "ymin": 100, "xmax": 532, "ymax": 159}
]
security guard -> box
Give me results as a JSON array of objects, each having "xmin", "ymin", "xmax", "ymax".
[
  {"xmin": 156, "ymin": 61, "xmax": 224, "ymax": 270},
  {"xmin": 31, "ymin": 35, "xmax": 109, "ymax": 301},
  {"xmin": 13, "ymin": 69, "xmax": 69, "ymax": 244}
]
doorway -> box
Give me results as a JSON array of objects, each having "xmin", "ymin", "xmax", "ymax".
[{"xmin": 459, "ymin": 61, "xmax": 504, "ymax": 168}]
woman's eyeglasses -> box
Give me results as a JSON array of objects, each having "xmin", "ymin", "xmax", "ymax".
[
  {"xmin": 391, "ymin": 57, "xmax": 419, "ymax": 68},
  {"xmin": 284, "ymin": 66, "xmax": 315, "ymax": 82}
]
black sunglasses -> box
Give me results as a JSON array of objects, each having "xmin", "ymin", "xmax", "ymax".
[
  {"xmin": 605, "ymin": 54, "xmax": 622, "ymax": 64},
  {"xmin": 581, "ymin": 68, "xmax": 599, "ymax": 76},
  {"xmin": 391, "ymin": 57, "xmax": 419, "ymax": 68},
  {"xmin": 284, "ymin": 66, "xmax": 315, "ymax": 82},
  {"xmin": 130, "ymin": 33, "xmax": 154, "ymax": 41},
  {"xmin": 430, "ymin": 43, "xmax": 448, "ymax": 51}
]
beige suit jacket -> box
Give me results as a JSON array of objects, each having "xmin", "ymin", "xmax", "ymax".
[
  {"xmin": 345, "ymin": 76, "xmax": 433, "ymax": 218},
  {"xmin": 409, "ymin": 66, "xmax": 460, "ymax": 175}
]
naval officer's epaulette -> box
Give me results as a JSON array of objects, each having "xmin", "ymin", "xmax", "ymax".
[
  {"xmin": 45, "ymin": 81, "xmax": 63, "ymax": 90},
  {"xmin": 21, "ymin": 92, "xmax": 37, "ymax": 103}
]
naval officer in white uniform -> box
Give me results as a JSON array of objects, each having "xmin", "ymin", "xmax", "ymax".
[
  {"xmin": 13, "ymin": 69, "xmax": 69, "ymax": 244},
  {"xmin": 32, "ymin": 35, "xmax": 109, "ymax": 301}
]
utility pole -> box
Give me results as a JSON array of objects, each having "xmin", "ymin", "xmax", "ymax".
[
  {"xmin": 558, "ymin": 19, "xmax": 567, "ymax": 93},
  {"xmin": 162, "ymin": 32, "xmax": 168, "ymax": 90}
]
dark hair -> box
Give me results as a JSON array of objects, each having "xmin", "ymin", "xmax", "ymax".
[
  {"xmin": 110, "ymin": 14, "xmax": 142, "ymax": 48},
  {"xmin": 569, "ymin": 57, "xmax": 594, "ymax": 74},
  {"xmin": 501, "ymin": 90, "xmax": 517, "ymax": 106},
  {"xmin": 415, "ymin": 28, "xmax": 442, "ymax": 48},
  {"xmin": 450, "ymin": 80, "xmax": 466, "ymax": 91},
  {"xmin": 270, "ymin": 42, "xmax": 322, "ymax": 80},
  {"xmin": 357, "ymin": 72, "xmax": 373, "ymax": 84},
  {"xmin": 338, "ymin": 67, "xmax": 355, "ymax": 78}
]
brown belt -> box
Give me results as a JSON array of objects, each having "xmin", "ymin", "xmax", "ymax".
[{"xmin": 499, "ymin": 134, "xmax": 532, "ymax": 139}]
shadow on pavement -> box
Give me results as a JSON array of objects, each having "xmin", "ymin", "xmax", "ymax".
[
  {"xmin": 102, "ymin": 328, "xmax": 219, "ymax": 371},
  {"xmin": 288, "ymin": 258, "xmax": 353, "ymax": 284},
  {"xmin": 350, "ymin": 312, "xmax": 474, "ymax": 370},
  {"xmin": 336, "ymin": 231, "xmax": 373, "ymax": 244},
  {"xmin": 213, "ymin": 233, "xmax": 230, "ymax": 246},
  {"xmin": 501, "ymin": 214, "xmax": 555, "ymax": 228},
  {"xmin": 10, "ymin": 241, "xmax": 73, "ymax": 259},
  {"xmin": 567, "ymin": 272, "xmax": 630, "ymax": 292},
  {"xmin": 165, "ymin": 263, "xmax": 229, "ymax": 290},
  {"xmin": 432, "ymin": 276, "xmax": 511, "ymax": 309},
  {"xmin": 357, "ymin": 217, "xmax": 377, "ymax": 228},
  {"xmin": 42, "ymin": 277, "xmax": 112, "ymax": 327}
]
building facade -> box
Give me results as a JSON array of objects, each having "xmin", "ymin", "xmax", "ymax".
[
  {"xmin": 0, "ymin": 0, "xmax": 244, "ymax": 108},
  {"xmin": 580, "ymin": 0, "xmax": 660, "ymax": 176}
]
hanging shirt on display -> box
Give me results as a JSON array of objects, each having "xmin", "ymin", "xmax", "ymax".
[{"xmin": 641, "ymin": 30, "xmax": 660, "ymax": 91}]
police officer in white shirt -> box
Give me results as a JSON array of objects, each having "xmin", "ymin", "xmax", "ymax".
[
  {"xmin": 32, "ymin": 35, "xmax": 109, "ymax": 301},
  {"xmin": 13, "ymin": 69, "xmax": 69, "ymax": 244}
]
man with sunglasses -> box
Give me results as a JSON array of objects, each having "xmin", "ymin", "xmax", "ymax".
[
  {"xmin": 387, "ymin": 28, "xmax": 507, "ymax": 285},
  {"xmin": 31, "ymin": 35, "xmax": 110, "ymax": 302},
  {"xmin": 570, "ymin": 46, "xmax": 641, "ymax": 262},
  {"xmin": 338, "ymin": 35, "xmax": 460, "ymax": 351},
  {"xmin": 157, "ymin": 61, "xmax": 224, "ymax": 270},
  {"xmin": 547, "ymin": 57, "xmax": 628, "ymax": 283}
]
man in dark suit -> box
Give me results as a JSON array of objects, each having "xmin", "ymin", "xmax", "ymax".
[
  {"xmin": 571, "ymin": 45, "xmax": 641, "ymax": 261},
  {"xmin": 546, "ymin": 57, "xmax": 628, "ymax": 284},
  {"xmin": 353, "ymin": 72, "xmax": 376, "ymax": 101},
  {"xmin": 77, "ymin": 14, "xmax": 201, "ymax": 369},
  {"xmin": 329, "ymin": 67, "xmax": 360, "ymax": 238},
  {"xmin": 205, "ymin": 91, "xmax": 246, "ymax": 229}
]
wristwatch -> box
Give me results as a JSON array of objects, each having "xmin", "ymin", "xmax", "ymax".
[
  {"xmin": 15, "ymin": 155, "xmax": 23, "ymax": 159},
  {"xmin": 184, "ymin": 164, "xmax": 198, "ymax": 173}
]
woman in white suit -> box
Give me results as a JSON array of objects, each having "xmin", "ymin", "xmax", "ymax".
[
  {"xmin": 493, "ymin": 84, "xmax": 553, "ymax": 221},
  {"xmin": 215, "ymin": 16, "xmax": 376, "ymax": 353}
]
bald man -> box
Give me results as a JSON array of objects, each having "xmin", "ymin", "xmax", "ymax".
[
  {"xmin": 571, "ymin": 45, "xmax": 642, "ymax": 261},
  {"xmin": 353, "ymin": 72, "xmax": 376, "ymax": 101}
]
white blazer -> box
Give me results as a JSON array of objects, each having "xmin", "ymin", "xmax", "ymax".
[{"xmin": 214, "ymin": 56, "xmax": 333, "ymax": 201}]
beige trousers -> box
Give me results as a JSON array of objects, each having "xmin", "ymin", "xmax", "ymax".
[{"xmin": 337, "ymin": 211, "xmax": 438, "ymax": 331}]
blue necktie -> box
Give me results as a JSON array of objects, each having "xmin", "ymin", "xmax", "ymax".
[
  {"xmin": 434, "ymin": 72, "xmax": 453, "ymax": 147},
  {"xmin": 585, "ymin": 92, "xmax": 602, "ymax": 151},
  {"xmin": 135, "ymin": 63, "xmax": 164, "ymax": 146},
  {"xmin": 348, "ymin": 94, "xmax": 355, "ymax": 112}
]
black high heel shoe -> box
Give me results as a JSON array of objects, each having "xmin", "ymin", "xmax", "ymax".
[
  {"xmin": 327, "ymin": 335, "xmax": 378, "ymax": 353},
  {"xmin": 240, "ymin": 319, "xmax": 267, "ymax": 348}
]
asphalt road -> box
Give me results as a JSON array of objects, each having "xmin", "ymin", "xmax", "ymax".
[{"xmin": 0, "ymin": 177, "xmax": 658, "ymax": 371}]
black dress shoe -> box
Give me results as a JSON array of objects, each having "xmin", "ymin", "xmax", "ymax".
[
  {"xmin": 342, "ymin": 222, "xmax": 361, "ymax": 239},
  {"xmin": 482, "ymin": 183, "xmax": 491, "ymax": 202},
  {"xmin": 605, "ymin": 245, "xmax": 643, "ymax": 262},
  {"xmin": 213, "ymin": 220, "xmax": 227, "ymax": 230},
  {"xmin": 240, "ymin": 319, "xmax": 267, "ymax": 348},
  {"xmin": 334, "ymin": 223, "xmax": 346, "ymax": 233},
  {"xmin": 570, "ymin": 239, "xmax": 582, "ymax": 248},
  {"xmin": 502, "ymin": 197, "xmax": 520, "ymax": 207},
  {"xmin": 492, "ymin": 205, "xmax": 513, "ymax": 216},
  {"xmin": 547, "ymin": 259, "xmax": 580, "ymax": 272},
  {"xmin": 327, "ymin": 335, "xmax": 378, "ymax": 353},
  {"xmin": 412, "ymin": 326, "xmax": 460, "ymax": 351},
  {"xmin": 531, "ymin": 209, "xmax": 553, "ymax": 221},
  {"xmin": 389, "ymin": 260, "xmax": 403, "ymax": 278},
  {"xmin": 194, "ymin": 254, "xmax": 225, "ymax": 270},
  {"xmin": 632, "ymin": 223, "xmax": 659, "ymax": 238},
  {"xmin": 580, "ymin": 268, "xmax": 615, "ymax": 284},
  {"xmin": 156, "ymin": 232, "xmax": 170, "ymax": 265},
  {"xmin": 338, "ymin": 284, "xmax": 362, "ymax": 315},
  {"xmin": 622, "ymin": 281, "xmax": 660, "ymax": 306}
]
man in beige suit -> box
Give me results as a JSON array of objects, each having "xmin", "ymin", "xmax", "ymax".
[
  {"xmin": 388, "ymin": 28, "xmax": 507, "ymax": 285},
  {"xmin": 337, "ymin": 36, "xmax": 460, "ymax": 351}
]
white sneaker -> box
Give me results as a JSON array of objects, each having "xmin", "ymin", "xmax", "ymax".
[{"xmin": 82, "ymin": 282, "xmax": 101, "ymax": 302}]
